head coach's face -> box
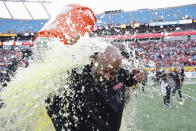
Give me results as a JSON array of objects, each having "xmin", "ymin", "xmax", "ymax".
[{"xmin": 92, "ymin": 45, "xmax": 122, "ymax": 84}]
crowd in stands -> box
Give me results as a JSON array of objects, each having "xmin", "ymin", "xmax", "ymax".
[
  {"xmin": 0, "ymin": 39, "xmax": 196, "ymax": 75},
  {"xmin": 0, "ymin": 45, "xmax": 32, "ymax": 64},
  {"xmin": 137, "ymin": 40, "xmax": 196, "ymax": 67},
  {"xmin": 0, "ymin": 45, "xmax": 32, "ymax": 87}
]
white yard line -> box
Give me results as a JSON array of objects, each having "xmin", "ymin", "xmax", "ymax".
[
  {"xmin": 183, "ymin": 81, "xmax": 196, "ymax": 85},
  {"xmin": 182, "ymin": 93, "xmax": 196, "ymax": 101}
]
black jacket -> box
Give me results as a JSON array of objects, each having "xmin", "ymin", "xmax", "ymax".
[
  {"xmin": 180, "ymin": 69, "xmax": 185, "ymax": 81},
  {"xmin": 171, "ymin": 71, "xmax": 180, "ymax": 87},
  {"xmin": 46, "ymin": 65, "xmax": 136, "ymax": 131}
]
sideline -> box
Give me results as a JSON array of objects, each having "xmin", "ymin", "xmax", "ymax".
[
  {"xmin": 147, "ymin": 79, "xmax": 196, "ymax": 85},
  {"xmin": 147, "ymin": 81, "xmax": 196, "ymax": 85},
  {"xmin": 183, "ymin": 81, "xmax": 196, "ymax": 85},
  {"xmin": 182, "ymin": 93, "xmax": 196, "ymax": 101}
]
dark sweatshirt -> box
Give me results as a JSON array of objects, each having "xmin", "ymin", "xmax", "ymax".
[
  {"xmin": 171, "ymin": 71, "xmax": 180, "ymax": 87},
  {"xmin": 46, "ymin": 65, "xmax": 136, "ymax": 131}
]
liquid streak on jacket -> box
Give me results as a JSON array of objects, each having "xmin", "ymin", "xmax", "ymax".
[{"xmin": 46, "ymin": 65, "xmax": 136, "ymax": 131}]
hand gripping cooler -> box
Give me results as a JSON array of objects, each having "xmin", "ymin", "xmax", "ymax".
[{"xmin": 34, "ymin": 4, "xmax": 97, "ymax": 45}]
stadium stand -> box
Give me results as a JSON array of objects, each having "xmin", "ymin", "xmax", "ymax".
[
  {"xmin": 171, "ymin": 5, "xmax": 196, "ymax": 19},
  {"xmin": 138, "ymin": 40, "xmax": 196, "ymax": 67},
  {"xmin": 96, "ymin": 14, "xmax": 114, "ymax": 26},
  {"xmin": 0, "ymin": 19, "xmax": 47, "ymax": 33},
  {"xmin": 0, "ymin": 0, "xmax": 196, "ymax": 71},
  {"xmin": 15, "ymin": 20, "xmax": 47, "ymax": 33},
  {"xmin": 0, "ymin": 0, "xmax": 50, "ymax": 34},
  {"xmin": 153, "ymin": 8, "xmax": 179, "ymax": 21},
  {"xmin": 112, "ymin": 12, "xmax": 132, "ymax": 25},
  {"xmin": 0, "ymin": 2, "xmax": 196, "ymax": 34},
  {"xmin": 131, "ymin": 9, "xmax": 155, "ymax": 23}
]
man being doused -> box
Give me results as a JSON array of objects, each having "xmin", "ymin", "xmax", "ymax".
[{"xmin": 46, "ymin": 45, "xmax": 145, "ymax": 131}]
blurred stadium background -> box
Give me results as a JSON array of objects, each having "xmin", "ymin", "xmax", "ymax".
[
  {"xmin": 0, "ymin": 0, "xmax": 196, "ymax": 131},
  {"xmin": 0, "ymin": 0, "xmax": 196, "ymax": 77}
]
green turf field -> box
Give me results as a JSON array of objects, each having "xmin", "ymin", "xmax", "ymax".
[{"xmin": 123, "ymin": 79, "xmax": 196, "ymax": 131}]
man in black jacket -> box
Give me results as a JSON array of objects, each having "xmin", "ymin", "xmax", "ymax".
[
  {"xmin": 46, "ymin": 45, "xmax": 145, "ymax": 131},
  {"xmin": 172, "ymin": 67, "xmax": 182, "ymax": 99},
  {"xmin": 179, "ymin": 67, "xmax": 185, "ymax": 88}
]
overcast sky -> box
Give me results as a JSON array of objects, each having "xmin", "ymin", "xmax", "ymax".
[{"xmin": 51, "ymin": 0, "xmax": 196, "ymax": 14}]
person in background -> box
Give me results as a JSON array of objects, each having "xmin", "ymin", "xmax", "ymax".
[
  {"xmin": 179, "ymin": 66, "xmax": 185, "ymax": 89},
  {"xmin": 172, "ymin": 67, "xmax": 183, "ymax": 100},
  {"xmin": 46, "ymin": 45, "xmax": 146, "ymax": 131},
  {"xmin": 154, "ymin": 66, "xmax": 162, "ymax": 85},
  {"xmin": 141, "ymin": 70, "xmax": 148, "ymax": 92},
  {"xmin": 161, "ymin": 68, "xmax": 171, "ymax": 107}
]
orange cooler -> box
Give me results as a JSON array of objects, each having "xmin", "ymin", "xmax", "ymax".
[{"xmin": 34, "ymin": 4, "xmax": 97, "ymax": 45}]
